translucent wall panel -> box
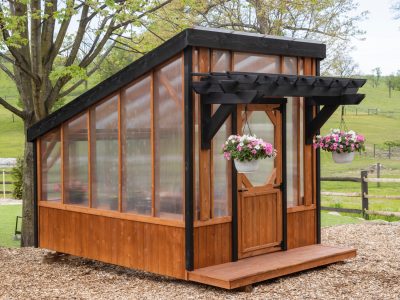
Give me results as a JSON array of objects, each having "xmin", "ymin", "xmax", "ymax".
[
  {"xmin": 212, "ymin": 50, "xmax": 232, "ymax": 217},
  {"xmin": 286, "ymin": 99, "xmax": 299, "ymax": 207},
  {"xmin": 298, "ymin": 58, "xmax": 305, "ymax": 203},
  {"xmin": 283, "ymin": 57, "xmax": 297, "ymax": 75},
  {"xmin": 91, "ymin": 95, "xmax": 119, "ymax": 211},
  {"xmin": 64, "ymin": 113, "xmax": 89, "ymax": 206},
  {"xmin": 213, "ymin": 107, "xmax": 232, "ymax": 217},
  {"xmin": 283, "ymin": 56, "xmax": 305, "ymax": 206},
  {"xmin": 234, "ymin": 53, "xmax": 280, "ymax": 73},
  {"xmin": 212, "ymin": 50, "xmax": 231, "ymax": 72},
  {"xmin": 40, "ymin": 129, "xmax": 61, "ymax": 201},
  {"xmin": 243, "ymin": 111, "xmax": 275, "ymax": 187},
  {"xmin": 121, "ymin": 76, "xmax": 152, "ymax": 215},
  {"xmin": 154, "ymin": 57, "xmax": 183, "ymax": 219}
]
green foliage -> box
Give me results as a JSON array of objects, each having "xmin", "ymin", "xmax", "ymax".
[
  {"xmin": 384, "ymin": 140, "xmax": 400, "ymax": 148},
  {"xmin": 11, "ymin": 157, "xmax": 23, "ymax": 200},
  {"xmin": 371, "ymin": 67, "xmax": 382, "ymax": 88},
  {"xmin": 49, "ymin": 65, "xmax": 88, "ymax": 82}
]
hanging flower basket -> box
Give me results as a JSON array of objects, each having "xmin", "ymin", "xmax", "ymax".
[
  {"xmin": 222, "ymin": 134, "xmax": 277, "ymax": 173},
  {"xmin": 314, "ymin": 129, "xmax": 365, "ymax": 164}
]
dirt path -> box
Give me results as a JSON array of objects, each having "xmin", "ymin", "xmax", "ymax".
[{"xmin": 0, "ymin": 222, "xmax": 399, "ymax": 299}]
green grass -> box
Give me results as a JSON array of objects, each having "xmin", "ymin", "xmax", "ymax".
[
  {"xmin": 0, "ymin": 205, "xmax": 22, "ymax": 248},
  {"xmin": 321, "ymin": 211, "xmax": 363, "ymax": 227}
]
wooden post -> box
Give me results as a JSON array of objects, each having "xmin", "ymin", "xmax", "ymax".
[
  {"xmin": 2, "ymin": 170, "xmax": 5, "ymax": 199},
  {"xmin": 376, "ymin": 163, "xmax": 381, "ymax": 188},
  {"xmin": 361, "ymin": 170, "xmax": 369, "ymax": 220}
]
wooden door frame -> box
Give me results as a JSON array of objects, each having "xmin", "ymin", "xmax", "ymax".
[{"xmin": 231, "ymin": 100, "xmax": 287, "ymax": 261}]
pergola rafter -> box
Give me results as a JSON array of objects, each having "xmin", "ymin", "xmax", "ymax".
[{"xmin": 192, "ymin": 72, "xmax": 366, "ymax": 148}]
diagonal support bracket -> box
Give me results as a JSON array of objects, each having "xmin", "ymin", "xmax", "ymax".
[
  {"xmin": 201, "ymin": 102, "xmax": 235, "ymax": 149},
  {"xmin": 305, "ymin": 102, "xmax": 340, "ymax": 144}
]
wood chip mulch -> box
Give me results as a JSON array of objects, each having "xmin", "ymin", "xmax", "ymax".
[{"xmin": 1, "ymin": 222, "xmax": 399, "ymax": 299}]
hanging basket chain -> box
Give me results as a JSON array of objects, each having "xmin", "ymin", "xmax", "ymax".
[
  {"xmin": 243, "ymin": 105, "xmax": 253, "ymax": 136},
  {"xmin": 339, "ymin": 106, "xmax": 349, "ymax": 132}
]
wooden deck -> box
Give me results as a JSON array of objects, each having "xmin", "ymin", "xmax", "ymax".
[{"xmin": 188, "ymin": 244, "xmax": 356, "ymax": 289}]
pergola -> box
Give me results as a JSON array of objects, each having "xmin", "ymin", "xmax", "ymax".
[{"xmin": 193, "ymin": 72, "xmax": 366, "ymax": 148}]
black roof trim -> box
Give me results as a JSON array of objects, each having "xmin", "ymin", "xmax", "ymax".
[{"xmin": 27, "ymin": 27, "xmax": 325, "ymax": 141}]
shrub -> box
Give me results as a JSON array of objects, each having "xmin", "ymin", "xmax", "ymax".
[{"xmin": 11, "ymin": 157, "xmax": 23, "ymax": 200}]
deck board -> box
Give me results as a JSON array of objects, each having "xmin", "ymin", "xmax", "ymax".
[{"xmin": 188, "ymin": 244, "xmax": 356, "ymax": 289}]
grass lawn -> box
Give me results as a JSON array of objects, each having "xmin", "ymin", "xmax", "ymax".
[
  {"xmin": 321, "ymin": 211, "xmax": 363, "ymax": 227},
  {"xmin": 0, "ymin": 205, "xmax": 22, "ymax": 248}
]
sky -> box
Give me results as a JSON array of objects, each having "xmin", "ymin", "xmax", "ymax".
[{"xmin": 351, "ymin": 0, "xmax": 400, "ymax": 75}]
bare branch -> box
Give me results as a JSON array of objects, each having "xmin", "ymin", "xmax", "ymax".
[
  {"xmin": 0, "ymin": 96, "xmax": 25, "ymax": 119},
  {"xmin": 0, "ymin": 62, "xmax": 16, "ymax": 81},
  {"xmin": 59, "ymin": 41, "xmax": 116, "ymax": 98},
  {"xmin": 112, "ymin": 0, "xmax": 173, "ymax": 31}
]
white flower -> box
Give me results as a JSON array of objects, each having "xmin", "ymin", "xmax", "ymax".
[
  {"xmin": 255, "ymin": 145, "xmax": 260, "ymax": 150},
  {"xmin": 239, "ymin": 142, "xmax": 244, "ymax": 146}
]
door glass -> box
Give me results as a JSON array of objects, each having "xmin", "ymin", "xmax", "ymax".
[{"xmin": 242, "ymin": 110, "xmax": 275, "ymax": 186}]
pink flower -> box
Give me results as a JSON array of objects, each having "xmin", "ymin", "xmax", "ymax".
[
  {"xmin": 223, "ymin": 152, "xmax": 231, "ymax": 160},
  {"xmin": 251, "ymin": 149, "xmax": 257, "ymax": 155},
  {"xmin": 237, "ymin": 145, "xmax": 242, "ymax": 151}
]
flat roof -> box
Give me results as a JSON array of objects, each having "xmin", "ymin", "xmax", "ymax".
[{"xmin": 27, "ymin": 27, "xmax": 326, "ymax": 141}]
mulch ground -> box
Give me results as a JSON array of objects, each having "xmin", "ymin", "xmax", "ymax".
[{"xmin": 1, "ymin": 222, "xmax": 399, "ymax": 299}]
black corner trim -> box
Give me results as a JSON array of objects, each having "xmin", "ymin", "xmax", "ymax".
[{"xmin": 184, "ymin": 46, "xmax": 194, "ymax": 271}]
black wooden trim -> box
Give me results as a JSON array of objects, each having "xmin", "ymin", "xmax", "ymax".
[
  {"xmin": 231, "ymin": 109, "xmax": 238, "ymax": 261},
  {"xmin": 305, "ymin": 104, "xmax": 340, "ymax": 144},
  {"xmin": 184, "ymin": 47, "xmax": 194, "ymax": 271},
  {"xmin": 187, "ymin": 28, "xmax": 326, "ymax": 59},
  {"xmin": 315, "ymin": 59, "xmax": 321, "ymax": 244},
  {"xmin": 33, "ymin": 140, "xmax": 39, "ymax": 248},
  {"xmin": 281, "ymin": 101, "xmax": 288, "ymax": 251},
  {"xmin": 28, "ymin": 28, "xmax": 326, "ymax": 142},
  {"xmin": 307, "ymin": 94, "xmax": 365, "ymax": 106}
]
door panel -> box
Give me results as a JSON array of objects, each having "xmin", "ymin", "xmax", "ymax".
[
  {"xmin": 237, "ymin": 104, "xmax": 283, "ymax": 259},
  {"xmin": 238, "ymin": 190, "xmax": 282, "ymax": 258}
]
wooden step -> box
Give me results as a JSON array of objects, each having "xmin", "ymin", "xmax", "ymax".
[{"xmin": 188, "ymin": 244, "xmax": 356, "ymax": 289}]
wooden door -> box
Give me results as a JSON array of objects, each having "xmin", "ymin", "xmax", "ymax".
[{"xmin": 237, "ymin": 104, "xmax": 283, "ymax": 259}]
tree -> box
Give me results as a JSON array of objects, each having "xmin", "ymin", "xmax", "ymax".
[
  {"xmin": 322, "ymin": 44, "xmax": 359, "ymax": 77},
  {"xmin": 0, "ymin": 0, "xmax": 181, "ymax": 246},
  {"xmin": 392, "ymin": 1, "xmax": 400, "ymax": 19},
  {"xmin": 195, "ymin": 0, "xmax": 368, "ymax": 73},
  {"xmin": 371, "ymin": 67, "xmax": 382, "ymax": 88}
]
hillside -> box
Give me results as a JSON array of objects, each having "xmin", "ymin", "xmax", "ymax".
[{"xmin": 0, "ymin": 74, "xmax": 399, "ymax": 160}]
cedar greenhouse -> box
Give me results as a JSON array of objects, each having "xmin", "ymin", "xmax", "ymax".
[{"xmin": 27, "ymin": 27, "xmax": 366, "ymax": 289}]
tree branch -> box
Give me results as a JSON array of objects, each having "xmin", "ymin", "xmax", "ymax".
[
  {"xmin": 0, "ymin": 96, "xmax": 25, "ymax": 119},
  {"xmin": 0, "ymin": 62, "xmax": 16, "ymax": 81}
]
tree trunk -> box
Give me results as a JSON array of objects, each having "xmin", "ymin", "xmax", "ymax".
[{"xmin": 21, "ymin": 120, "xmax": 36, "ymax": 247}]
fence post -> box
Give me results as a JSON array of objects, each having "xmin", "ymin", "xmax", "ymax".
[
  {"xmin": 361, "ymin": 170, "xmax": 369, "ymax": 220},
  {"xmin": 373, "ymin": 144, "xmax": 376, "ymax": 158},
  {"xmin": 2, "ymin": 170, "xmax": 5, "ymax": 199},
  {"xmin": 377, "ymin": 163, "xmax": 381, "ymax": 188}
]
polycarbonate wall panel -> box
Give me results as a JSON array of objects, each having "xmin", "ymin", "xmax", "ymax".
[
  {"xmin": 154, "ymin": 57, "xmax": 184, "ymax": 220},
  {"xmin": 91, "ymin": 95, "xmax": 119, "ymax": 211},
  {"xmin": 283, "ymin": 56, "xmax": 304, "ymax": 206},
  {"xmin": 234, "ymin": 52, "xmax": 280, "ymax": 73},
  {"xmin": 121, "ymin": 76, "xmax": 152, "ymax": 215},
  {"xmin": 211, "ymin": 50, "xmax": 232, "ymax": 217},
  {"xmin": 212, "ymin": 50, "xmax": 231, "ymax": 72},
  {"xmin": 64, "ymin": 113, "xmax": 89, "ymax": 206},
  {"xmin": 40, "ymin": 129, "xmax": 61, "ymax": 201}
]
